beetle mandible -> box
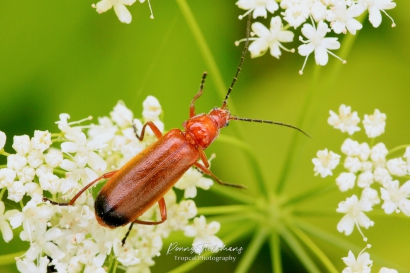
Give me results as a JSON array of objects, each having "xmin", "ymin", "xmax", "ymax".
[{"xmin": 43, "ymin": 18, "xmax": 309, "ymax": 244}]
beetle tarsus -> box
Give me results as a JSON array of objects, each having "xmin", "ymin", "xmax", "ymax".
[
  {"xmin": 42, "ymin": 196, "xmax": 70, "ymax": 206},
  {"xmin": 216, "ymin": 181, "xmax": 247, "ymax": 189},
  {"xmin": 193, "ymin": 162, "xmax": 246, "ymax": 189},
  {"xmin": 134, "ymin": 121, "xmax": 163, "ymax": 141}
]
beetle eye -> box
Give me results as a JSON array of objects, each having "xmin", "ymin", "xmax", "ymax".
[{"xmin": 225, "ymin": 121, "xmax": 229, "ymax": 127}]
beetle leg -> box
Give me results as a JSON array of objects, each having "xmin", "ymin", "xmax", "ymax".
[
  {"xmin": 121, "ymin": 197, "xmax": 167, "ymax": 245},
  {"xmin": 121, "ymin": 222, "xmax": 135, "ymax": 246},
  {"xmin": 197, "ymin": 146, "xmax": 210, "ymax": 168},
  {"xmin": 43, "ymin": 170, "xmax": 118, "ymax": 206},
  {"xmin": 190, "ymin": 72, "xmax": 208, "ymax": 118},
  {"xmin": 133, "ymin": 121, "xmax": 163, "ymax": 141},
  {"xmin": 194, "ymin": 162, "xmax": 246, "ymax": 189},
  {"xmin": 132, "ymin": 197, "xmax": 167, "ymax": 225}
]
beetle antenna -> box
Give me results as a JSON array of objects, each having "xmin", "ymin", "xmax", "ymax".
[
  {"xmin": 190, "ymin": 72, "xmax": 208, "ymax": 118},
  {"xmin": 230, "ymin": 116, "xmax": 311, "ymax": 138},
  {"xmin": 221, "ymin": 14, "xmax": 251, "ymax": 110}
]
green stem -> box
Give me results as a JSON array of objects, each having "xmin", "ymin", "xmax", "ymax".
[
  {"xmin": 283, "ymin": 182, "xmax": 336, "ymax": 207},
  {"xmin": 0, "ymin": 150, "xmax": 10, "ymax": 156},
  {"xmin": 306, "ymin": 15, "xmax": 364, "ymax": 129},
  {"xmin": 206, "ymin": 212, "xmax": 256, "ymax": 227},
  {"xmin": 107, "ymin": 254, "xmax": 113, "ymax": 273},
  {"xmin": 234, "ymin": 227, "xmax": 269, "ymax": 273},
  {"xmin": 197, "ymin": 205, "xmax": 252, "ymax": 215},
  {"xmin": 295, "ymin": 219, "xmax": 409, "ymax": 272},
  {"xmin": 269, "ymin": 231, "xmax": 282, "ymax": 273},
  {"xmin": 175, "ymin": 0, "xmax": 269, "ymax": 198},
  {"xmin": 209, "ymin": 184, "xmax": 255, "ymax": 205},
  {"xmin": 275, "ymin": 65, "xmax": 321, "ymax": 195},
  {"xmin": 276, "ymin": 13, "xmax": 363, "ymax": 196},
  {"xmin": 51, "ymin": 138, "xmax": 65, "ymax": 143},
  {"xmin": 287, "ymin": 221, "xmax": 338, "ymax": 273},
  {"xmin": 0, "ymin": 187, "xmax": 6, "ymax": 200},
  {"xmin": 280, "ymin": 226, "xmax": 321, "ymax": 273},
  {"xmin": 110, "ymin": 259, "xmax": 118, "ymax": 273},
  {"xmin": 53, "ymin": 169, "xmax": 66, "ymax": 175},
  {"xmin": 293, "ymin": 209, "xmax": 338, "ymax": 217},
  {"xmin": 175, "ymin": 0, "xmax": 226, "ymax": 101},
  {"xmin": 0, "ymin": 251, "xmax": 26, "ymax": 266},
  {"xmin": 295, "ymin": 219, "xmax": 358, "ymax": 251},
  {"xmin": 50, "ymin": 133, "xmax": 63, "ymax": 137},
  {"xmin": 131, "ymin": 13, "xmax": 179, "ymax": 108},
  {"xmin": 387, "ymin": 144, "xmax": 410, "ymax": 156},
  {"xmin": 216, "ymin": 134, "xmax": 268, "ymax": 195}
]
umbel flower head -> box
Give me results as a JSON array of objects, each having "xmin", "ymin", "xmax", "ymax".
[
  {"xmin": 342, "ymin": 245, "xmax": 373, "ymax": 273},
  {"xmin": 298, "ymin": 20, "xmax": 345, "ymax": 74},
  {"xmin": 0, "ymin": 97, "xmax": 223, "ymax": 273},
  {"xmin": 237, "ymin": 16, "xmax": 294, "ymax": 59},
  {"xmin": 314, "ymin": 104, "xmax": 406, "ymax": 272},
  {"xmin": 235, "ymin": 0, "xmax": 396, "ymax": 73},
  {"xmin": 312, "ymin": 148, "xmax": 341, "ymax": 178},
  {"xmin": 328, "ymin": 104, "xmax": 361, "ymax": 135}
]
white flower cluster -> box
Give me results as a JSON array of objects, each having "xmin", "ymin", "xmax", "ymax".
[
  {"xmin": 313, "ymin": 104, "xmax": 409, "ymax": 272},
  {"xmin": 0, "ymin": 97, "xmax": 222, "ymax": 273},
  {"xmin": 235, "ymin": 0, "xmax": 396, "ymax": 74},
  {"xmin": 91, "ymin": 0, "xmax": 154, "ymax": 24},
  {"xmin": 341, "ymin": 245, "xmax": 398, "ymax": 273}
]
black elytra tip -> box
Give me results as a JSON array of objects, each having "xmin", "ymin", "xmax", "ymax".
[{"xmin": 94, "ymin": 193, "xmax": 129, "ymax": 228}]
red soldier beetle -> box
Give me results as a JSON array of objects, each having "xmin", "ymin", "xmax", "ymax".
[{"xmin": 43, "ymin": 17, "xmax": 309, "ymax": 244}]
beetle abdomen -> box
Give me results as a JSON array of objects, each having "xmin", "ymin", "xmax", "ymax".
[{"xmin": 95, "ymin": 192, "xmax": 129, "ymax": 228}]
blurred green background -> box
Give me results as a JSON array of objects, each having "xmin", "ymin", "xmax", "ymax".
[{"xmin": 1, "ymin": 1, "xmax": 409, "ymax": 272}]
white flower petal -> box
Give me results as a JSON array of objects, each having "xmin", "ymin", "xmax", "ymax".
[
  {"xmin": 251, "ymin": 22, "xmax": 270, "ymax": 37},
  {"xmin": 0, "ymin": 221, "xmax": 13, "ymax": 242},
  {"xmin": 269, "ymin": 43, "xmax": 281, "ymax": 58},
  {"xmin": 96, "ymin": 0, "xmax": 114, "ymax": 13},
  {"xmin": 301, "ymin": 24, "xmax": 315, "ymax": 39},
  {"xmin": 249, "ymin": 39, "xmax": 269, "ymax": 58},
  {"xmin": 337, "ymin": 214, "xmax": 355, "ymax": 235},
  {"xmin": 346, "ymin": 19, "xmax": 362, "ymax": 35},
  {"xmin": 0, "ymin": 131, "xmax": 6, "ymax": 150},
  {"xmin": 298, "ymin": 43, "xmax": 315, "ymax": 56},
  {"xmin": 399, "ymin": 199, "xmax": 410, "ymax": 216},
  {"xmin": 316, "ymin": 21, "xmax": 329, "ymax": 37},
  {"xmin": 277, "ymin": 30, "xmax": 294, "ymax": 43},
  {"xmin": 382, "ymin": 200, "xmax": 396, "ymax": 214},
  {"xmin": 266, "ymin": 0, "xmax": 279, "ymax": 13},
  {"xmin": 88, "ymin": 151, "xmax": 107, "ymax": 172},
  {"xmin": 253, "ymin": 6, "xmax": 267, "ymax": 18},
  {"xmin": 368, "ymin": 6, "xmax": 382, "ymax": 27},
  {"xmin": 314, "ymin": 46, "xmax": 329, "ymax": 65}
]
